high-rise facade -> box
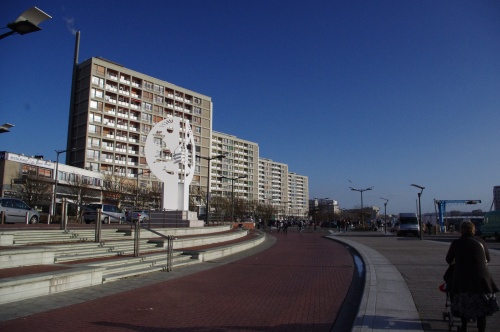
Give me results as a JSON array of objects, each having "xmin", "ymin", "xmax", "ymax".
[
  {"xmin": 258, "ymin": 158, "xmax": 289, "ymax": 218},
  {"xmin": 209, "ymin": 132, "xmax": 259, "ymax": 202},
  {"xmin": 66, "ymin": 57, "xmax": 214, "ymax": 200},
  {"xmin": 288, "ymin": 172, "xmax": 309, "ymax": 218},
  {"xmin": 65, "ymin": 56, "xmax": 308, "ymax": 217}
]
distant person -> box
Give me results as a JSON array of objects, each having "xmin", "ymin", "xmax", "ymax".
[
  {"xmin": 283, "ymin": 221, "xmax": 289, "ymax": 234},
  {"xmin": 446, "ymin": 221, "xmax": 499, "ymax": 332},
  {"xmin": 427, "ymin": 221, "xmax": 432, "ymax": 235}
]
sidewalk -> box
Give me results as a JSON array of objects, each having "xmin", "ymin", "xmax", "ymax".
[{"xmin": 330, "ymin": 231, "xmax": 500, "ymax": 332}]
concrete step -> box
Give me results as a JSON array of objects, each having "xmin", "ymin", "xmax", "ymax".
[
  {"xmin": 102, "ymin": 254, "xmax": 198, "ymax": 283},
  {"xmin": 0, "ymin": 229, "xmax": 266, "ymax": 305},
  {"xmin": 54, "ymin": 242, "xmax": 164, "ymax": 263},
  {"xmin": 8, "ymin": 229, "xmax": 128, "ymax": 245}
]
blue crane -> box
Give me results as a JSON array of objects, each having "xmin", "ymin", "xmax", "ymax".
[{"xmin": 434, "ymin": 199, "xmax": 481, "ymax": 232}]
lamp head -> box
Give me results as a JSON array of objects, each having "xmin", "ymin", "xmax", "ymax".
[{"xmin": 411, "ymin": 184, "xmax": 425, "ymax": 190}]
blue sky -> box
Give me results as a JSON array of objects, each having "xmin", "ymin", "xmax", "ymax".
[{"xmin": 1, "ymin": 1, "xmax": 499, "ymax": 215}]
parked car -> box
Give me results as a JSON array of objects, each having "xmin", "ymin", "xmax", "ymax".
[
  {"xmin": 0, "ymin": 198, "xmax": 39, "ymax": 224},
  {"xmin": 126, "ymin": 210, "xmax": 149, "ymax": 223},
  {"xmin": 83, "ymin": 204, "xmax": 125, "ymax": 224}
]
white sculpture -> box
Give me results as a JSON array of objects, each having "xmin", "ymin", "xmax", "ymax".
[{"xmin": 144, "ymin": 117, "xmax": 195, "ymax": 211}]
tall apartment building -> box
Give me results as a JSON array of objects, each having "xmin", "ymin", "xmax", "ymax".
[
  {"xmin": 64, "ymin": 56, "xmax": 309, "ymax": 217},
  {"xmin": 66, "ymin": 57, "xmax": 214, "ymax": 206},
  {"xmin": 288, "ymin": 172, "xmax": 309, "ymax": 218},
  {"xmin": 209, "ymin": 132, "xmax": 259, "ymax": 203},
  {"xmin": 258, "ymin": 158, "xmax": 289, "ymax": 217}
]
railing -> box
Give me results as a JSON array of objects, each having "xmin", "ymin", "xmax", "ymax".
[{"xmin": 55, "ymin": 200, "xmax": 177, "ymax": 272}]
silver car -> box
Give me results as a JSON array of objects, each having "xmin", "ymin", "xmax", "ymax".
[
  {"xmin": 126, "ymin": 210, "xmax": 149, "ymax": 223},
  {"xmin": 0, "ymin": 198, "xmax": 40, "ymax": 224},
  {"xmin": 83, "ymin": 204, "xmax": 125, "ymax": 224}
]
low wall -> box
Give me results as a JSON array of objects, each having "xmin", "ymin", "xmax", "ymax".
[
  {"xmin": 0, "ymin": 249, "xmax": 55, "ymax": 269},
  {"xmin": 0, "ymin": 266, "xmax": 105, "ymax": 305}
]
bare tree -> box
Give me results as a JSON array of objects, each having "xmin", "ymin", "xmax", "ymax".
[
  {"xmin": 146, "ymin": 182, "xmax": 162, "ymax": 210},
  {"xmin": 233, "ymin": 197, "xmax": 248, "ymax": 222},
  {"xmin": 255, "ymin": 201, "xmax": 275, "ymax": 227},
  {"xmin": 209, "ymin": 195, "xmax": 231, "ymax": 222},
  {"xmin": 101, "ymin": 174, "xmax": 130, "ymax": 207},
  {"xmin": 65, "ymin": 173, "xmax": 101, "ymax": 223},
  {"xmin": 16, "ymin": 173, "xmax": 51, "ymax": 210}
]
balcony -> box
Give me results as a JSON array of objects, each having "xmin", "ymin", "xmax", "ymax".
[
  {"xmin": 105, "ymin": 96, "xmax": 117, "ymax": 104},
  {"xmin": 105, "ymin": 84, "xmax": 118, "ymax": 92}
]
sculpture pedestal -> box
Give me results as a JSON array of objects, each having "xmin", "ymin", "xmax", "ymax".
[
  {"xmin": 148, "ymin": 210, "xmax": 204, "ymax": 228},
  {"xmin": 165, "ymin": 210, "xmax": 203, "ymax": 227}
]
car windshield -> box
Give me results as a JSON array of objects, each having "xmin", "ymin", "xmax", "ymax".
[{"xmin": 400, "ymin": 217, "xmax": 418, "ymax": 225}]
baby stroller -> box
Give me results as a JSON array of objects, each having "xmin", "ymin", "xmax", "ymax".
[{"xmin": 440, "ymin": 264, "xmax": 459, "ymax": 331}]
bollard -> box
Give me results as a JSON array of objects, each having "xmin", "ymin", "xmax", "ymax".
[
  {"xmin": 1, "ymin": 211, "xmax": 4, "ymax": 224},
  {"xmin": 25, "ymin": 211, "xmax": 29, "ymax": 224},
  {"xmin": 60, "ymin": 198, "xmax": 68, "ymax": 231},
  {"xmin": 134, "ymin": 221, "xmax": 140, "ymax": 257},
  {"xmin": 95, "ymin": 209, "xmax": 102, "ymax": 242}
]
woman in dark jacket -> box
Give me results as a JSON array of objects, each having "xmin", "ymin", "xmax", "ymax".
[{"xmin": 446, "ymin": 221, "xmax": 499, "ymax": 332}]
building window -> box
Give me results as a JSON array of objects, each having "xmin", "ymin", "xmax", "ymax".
[
  {"xmin": 141, "ymin": 113, "xmax": 152, "ymax": 123},
  {"xmin": 153, "ymin": 84, "xmax": 164, "ymax": 93},
  {"xmin": 87, "ymin": 137, "xmax": 100, "ymax": 147},
  {"xmin": 38, "ymin": 168, "xmax": 52, "ymax": 178},
  {"xmin": 86, "ymin": 149, "xmax": 100, "ymax": 160},
  {"xmin": 96, "ymin": 65, "xmax": 105, "ymax": 75},
  {"xmin": 91, "ymin": 88, "xmax": 104, "ymax": 99},
  {"xmin": 22, "ymin": 165, "xmax": 37, "ymax": 176},
  {"xmin": 92, "ymin": 76, "xmax": 104, "ymax": 87}
]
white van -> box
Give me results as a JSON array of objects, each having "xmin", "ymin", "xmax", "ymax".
[{"xmin": 397, "ymin": 213, "xmax": 420, "ymax": 237}]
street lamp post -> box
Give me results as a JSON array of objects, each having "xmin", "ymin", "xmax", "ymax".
[
  {"xmin": 52, "ymin": 148, "xmax": 75, "ymax": 222},
  {"xmin": 350, "ymin": 186, "xmax": 373, "ymax": 225},
  {"xmin": 197, "ymin": 154, "xmax": 226, "ymax": 225},
  {"xmin": 411, "ymin": 184, "xmax": 425, "ymax": 240},
  {"xmin": 0, "ymin": 123, "xmax": 14, "ymax": 134},
  {"xmin": 220, "ymin": 175, "xmax": 247, "ymax": 223},
  {"xmin": 380, "ymin": 197, "xmax": 389, "ymax": 234},
  {"xmin": 0, "ymin": 7, "xmax": 51, "ymax": 40}
]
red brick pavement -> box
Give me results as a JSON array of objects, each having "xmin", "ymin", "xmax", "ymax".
[{"xmin": 0, "ymin": 231, "xmax": 354, "ymax": 332}]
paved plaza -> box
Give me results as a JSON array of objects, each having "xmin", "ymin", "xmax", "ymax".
[{"xmin": 1, "ymin": 227, "xmax": 500, "ymax": 331}]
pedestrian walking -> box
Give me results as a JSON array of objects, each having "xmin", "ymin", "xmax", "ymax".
[
  {"xmin": 277, "ymin": 220, "xmax": 283, "ymax": 233},
  {"xmin": 445, "ymin": 221, "xmax": 499, "ymax": 332}
]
